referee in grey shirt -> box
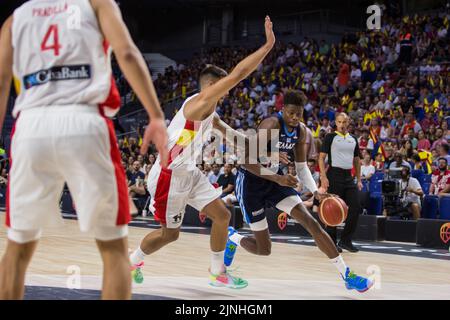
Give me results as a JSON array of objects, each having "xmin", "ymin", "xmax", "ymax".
[{"xmin": 319, "ymin": 113, "xmax": 362, "ymax": 253}]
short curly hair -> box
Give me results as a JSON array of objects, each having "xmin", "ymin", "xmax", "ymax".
[{"xmin": 283, "ymin": 90, "xmax": 307, "ymax": 107}]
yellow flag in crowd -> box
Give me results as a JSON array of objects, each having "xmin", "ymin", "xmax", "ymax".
[
  {"xmin": 306, "ymin": 53, "xmax": 311, "ymax": 63},
  {"xmin": 313, "ymin": 125, "xmax": 321, "ymax": 138},
  {"xmin": 418, "ymin": 150, "xmax": 433, "ymax": 174},
  {"xmin": 348, "ymin": 101, "xmax": 354, "ymax": 112}
]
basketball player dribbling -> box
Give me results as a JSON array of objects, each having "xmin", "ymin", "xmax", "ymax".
[
  {"xmin": 214, "ymin": 90, "xmax": 374, "ymax": 293},
  {"xmin": 129, "ymin": 16, "xmax": 300, "ymax": 289},
  {"xmin": 0, "ymin": 0, "xmax": 169, "ymax": 299}
]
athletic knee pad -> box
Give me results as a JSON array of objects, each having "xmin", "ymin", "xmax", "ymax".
[
  {"xmin": 276, "ymin": 195, "xmax": 302, "ymax": 215},
  {"xmin": 7, "ymin": 228, "xmax": 42, "ymax": 244},
  {"xmin": 94, "ymin": 225, "xmax": 128, "ymax": 241}
]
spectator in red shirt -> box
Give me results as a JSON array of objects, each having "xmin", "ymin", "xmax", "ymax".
[
  {"xmin": 417, "ymin": 130, "xmax": 431, "ymax": 151},
  {"xmin": 401, "ymin": 112, "xmax": 422, "ymax": 137},
  {"xmin": 430, "ymin": 158, "xmax": 450, "ymax": 196},
  {"xmin": 337, "ymin": 62, "xmax": 350, "ymax": 95}
]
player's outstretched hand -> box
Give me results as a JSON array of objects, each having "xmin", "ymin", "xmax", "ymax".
[
  {"xmin": 276, "ymin": 174, "xmax": 298, "ymax": 188},
  {"xmin": 140, "ymin": 118, "xmax": 169, "ymax": 168},
  {"xmin": 264, "ymin": 16, "xmax": 275, "ymax": 48}
]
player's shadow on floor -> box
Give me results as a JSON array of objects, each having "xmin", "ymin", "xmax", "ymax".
[{"xmin": 24, "ymin": 286, "xmax": 178, "ymax": 300}]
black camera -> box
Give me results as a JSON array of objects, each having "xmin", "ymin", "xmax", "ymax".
[{"xmin": 382, "ymin": 180, "xmax": 400, "ymax": 196}]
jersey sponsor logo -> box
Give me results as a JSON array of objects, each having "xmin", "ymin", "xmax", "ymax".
[
  {"xmin": 276, "ymin": 141, "xmax": 296, "ymax": 150},
  {"xmin": 23, "ymin": 64, "xmax": 91, "ymax": 89},
  {"xmin": 252, "ymin": 208, "xmax": 264, "ymax": 217}
]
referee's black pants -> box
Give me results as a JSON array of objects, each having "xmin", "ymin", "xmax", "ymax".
[{"xmin": 325, "ymin": 167, "xmax": 361, "ymax": 244}]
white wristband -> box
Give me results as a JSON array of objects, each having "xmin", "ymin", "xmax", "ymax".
[{"xmin": 295, "ymin": 162, "xmax": 318, "ymax": 193}]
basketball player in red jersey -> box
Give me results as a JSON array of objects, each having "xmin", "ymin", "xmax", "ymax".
[{"xmin": 0, "ymin": 0, "xmax": 168, "ymax": 299}]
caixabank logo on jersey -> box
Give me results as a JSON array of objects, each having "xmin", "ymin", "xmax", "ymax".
[{"xmin": 23, "ymin": 64, "xmax": 91, "ymax": 89}]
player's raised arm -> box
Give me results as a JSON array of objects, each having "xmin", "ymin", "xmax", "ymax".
[
  {"xmin": 186, "ymin": 16, "xmax": 275, "ymax": 120},
  {"xmin": 0, "ymin": 16, "xmax": 13, "ymax": 131},
  {"xmin": 91, "ymin": 0, "xmax": 168, "ymax": 164}
]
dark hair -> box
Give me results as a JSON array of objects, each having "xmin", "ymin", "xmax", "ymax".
[
  {"xmin": 199, "ymin": 64, "xmax": 228, "ymax": 83},
  {"xmin": 411, "ymin": 154, "xmax": 421, "ymax": 162},
  {"xmin": 442, "ymin": 144, "xmax": 450, "ymax": 153},
  {"xmin": 438, "ymin": 157, "xmax": 448, "ymax": 164},
  {"xmin": 284, "ymin": 90, "xmax": 307, "ymax": 107},
  {"xmin": 307, "ymin": 158, "xmax": 316, "ymax": 164},
  {"xmin": 401, "ymin": 165, "xmax": 411, "ymax": 175}
]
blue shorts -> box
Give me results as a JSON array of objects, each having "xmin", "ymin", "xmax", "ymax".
[{"xmin": 235, "ymin": 169, "xmax": 302, "ymax": 231}]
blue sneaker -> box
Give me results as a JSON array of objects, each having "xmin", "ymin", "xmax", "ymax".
[
  {"xmin": 224, "ymin": 227, "xmax": 238, "ymax": 267},
  {"xmin": 343, "ymin": 267, "xmax": 374, "ymax": 293}
]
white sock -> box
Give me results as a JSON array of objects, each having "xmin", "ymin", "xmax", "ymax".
[
  {"xmin": 229, "ymin": 232, "xmax": 244, "ymax": 246},
  {"xmin": 210, "ymin": 250, "xmax": 225, "ymax": 275},
  {"xmin": 130, "ymin": 247, "xmax": 146, "ymax": 266},
  {"xmin": 330, "ymin": 255, "xmax": 348, "ymax": 277}
]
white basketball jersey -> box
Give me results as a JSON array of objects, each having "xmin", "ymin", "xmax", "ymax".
[
  {"xmin": 157, "ymin": 94, "xmax": 215, "ymax": 171},
  {"xmin": 11, "ymin": 0, "xmax": 120, "ymax": 118}
]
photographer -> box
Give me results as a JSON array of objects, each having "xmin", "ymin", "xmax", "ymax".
[{"xmin": 399, "ymin": 166, "xmax": 424, "ymax": 220}]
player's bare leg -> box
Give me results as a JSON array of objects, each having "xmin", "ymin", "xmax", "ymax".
[
  {"xmin": 129, "ymin": 226, "xmax": 180, "ymax": 284},
  {"xmin": 202, "ymin": 199, "xmax": 248, "ymax": 289},
  {"xmin": 227, "ymin": 202, "xmax": 373, "ymax": 292},
  {"xmin": 202, "ymin": 199, "xmax": 230, "ymax": 253},
  {"xmin": 0, "ymin": 239, "xmax": 38, "ymax": 299},
  {"xmin": 236, "ymin": 229, "xmax": 272, "ymax": 256},
  {"xmin": 289, "ymin": 204, "xmax": 339, "ymax": 259},
  {"xmin": 96, "ymin": 237, "xmax": 131, "ymax": 300},
  {"xmin": 139, "ymin": 226, "xmax": 180, "ymax": 255},
  {"xmin": 227, "ymin": 204, "xmax": 330, "ymax": 258}
]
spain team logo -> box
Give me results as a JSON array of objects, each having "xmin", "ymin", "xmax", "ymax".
[
  {"xmin": 278, "ymin": 212, "xmax": 288, "ymax": 231},
  {"xmin": 440, "ymin": 223, "xmax": 450, "ymax": 244}
]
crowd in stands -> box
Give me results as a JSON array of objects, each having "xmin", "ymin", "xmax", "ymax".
[
  {"xmin": 117, "ymin": 7, "xmax": 450, "ymax": 219},
  {"xmin": 1, "ymin": 6, "xmax": 447, "ymax": 219}
]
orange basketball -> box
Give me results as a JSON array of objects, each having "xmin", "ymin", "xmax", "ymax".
[{"xmin": 318, "ymin": 196, "xmax": 348, "ymax": 226}]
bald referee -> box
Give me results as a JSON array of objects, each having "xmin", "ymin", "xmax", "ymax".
[{"xmin": 319, "ymin": 113, "xmax": 362, "ymax": 253}]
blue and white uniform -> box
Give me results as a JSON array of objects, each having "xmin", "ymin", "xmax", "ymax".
[{"xmin": 235, "ymin": 113, "xmax": 303, "ymax": 231}]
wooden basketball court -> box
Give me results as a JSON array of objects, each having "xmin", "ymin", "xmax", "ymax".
[{"xmin": 1, "ymin": 215, "xmax": 450, "ymax": 300}]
